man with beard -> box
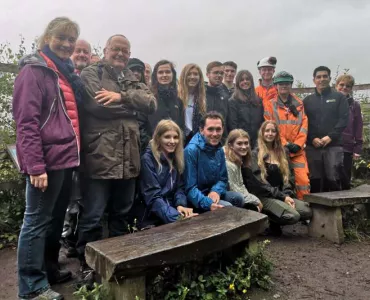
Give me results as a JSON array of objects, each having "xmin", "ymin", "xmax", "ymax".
[
  {"xmin": 222, "ymin": 61, "xmax": 237, "ymax": 98},
  {"xmin": 304, "ymin": 66, "xmax": 348, "ymax": 192},
  {"xmin": 255, "ymin": 56, "xmax": 278, "ymax": 105},
  {"xmin": 205, "ymin": 61, "xmax": 230, "ymax": 137},
  {"xmin": 71, "ymin": 39, "xmax": 91, "ymax": 74}
]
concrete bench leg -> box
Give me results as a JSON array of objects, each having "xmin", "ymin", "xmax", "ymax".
[
  {"xmin": 308, "ymin": 204, "xmax": 344, "ymax": 244},
  {"xmin": 104, "ymin": 275, "xmax": 146, "ymax": 300}
]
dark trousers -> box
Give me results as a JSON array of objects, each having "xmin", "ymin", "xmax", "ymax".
[
  {"xmin": 306, "ymin": 146, "xmax": 343, "ymax": 193},
  {"xmin": 341, "ymin": 152, "xmax": 353, "ymax": 190},
  {"xmin": 18, "ymin": 169, "xmax": 72, "ymax": 297},
  {"xmin": 76, "ymin": 178, "xmax": 136, "ymax": 260}
]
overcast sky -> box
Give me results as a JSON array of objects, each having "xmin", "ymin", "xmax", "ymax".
[{"xmin": 1, "ymin": 0, "xmax": 370, "ymax": 85}]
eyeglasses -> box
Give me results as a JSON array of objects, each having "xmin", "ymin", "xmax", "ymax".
[
  {"xmin": 211, "ymin": 71, "xmax": 224, "ymax": 76},
  {"xmin": 109, "ymin": 47, "xmax": 130, "ymax": 55}
]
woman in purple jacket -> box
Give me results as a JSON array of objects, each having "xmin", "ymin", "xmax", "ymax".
[
  {"xmin": 336, "ymin": 74, "xmax": 363, "ymax": 189},
  {"xmin": 13, "ymin": 17, "xmax": 83, "ymax": 300}
]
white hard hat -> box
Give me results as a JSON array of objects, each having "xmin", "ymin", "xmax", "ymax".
[{"xmin": 257, "ymin": 56, "xmax": 277, "ymax": 68}]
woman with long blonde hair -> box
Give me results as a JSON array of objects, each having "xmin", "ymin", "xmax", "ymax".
[
  {"xmin": 224, "ymin": 129, "xmax": 263, "ymax": 211},
  {"xmin": 242, "ymin": 121, "xmax": 312, "ymax": 235},
  {"xmin": 140, "ymin": 120, "xmax": 197, "ymax": 225},
  {"xmin": 178, "ymin": 63, "xmax": 207, "ymax": 143}
]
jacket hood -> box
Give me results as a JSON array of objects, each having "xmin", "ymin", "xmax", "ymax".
[
  {"xmin": 188, "ymin": 132, "xmax": 222, "ymax": 151},
  {"xmin": 18, "ymin": 51, "xmax": 47, "ymax": 69}
]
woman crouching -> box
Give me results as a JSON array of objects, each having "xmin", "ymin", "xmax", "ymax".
[
  {"xmin": 242, "ymin": 121, "xmax": 312, "ymax": 235},
  {"xmin": 224, "ymin": 129, "xmax": 263, "ymax": 212},
  {"xmin": 140, "ymin": 120, "xmax": 198, "ymax": 225}
]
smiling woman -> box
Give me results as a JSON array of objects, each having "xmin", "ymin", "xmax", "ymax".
[{"xmin": 13, "ymin": 16, "xmax": 83, "ymax": 300}]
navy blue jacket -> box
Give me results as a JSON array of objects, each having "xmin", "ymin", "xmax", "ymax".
[
  {"xmin": 184, "ymin": 133, "xmax": 228, "ymax": 211},
  {"xmin": 140, "ymin": 147, "xmax": 187, "ymax": 223}
]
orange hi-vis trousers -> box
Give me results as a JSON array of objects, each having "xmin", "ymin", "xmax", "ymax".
[{"xmin": 291, "ymin": 151, "xmax": 310, "ymax": 200}]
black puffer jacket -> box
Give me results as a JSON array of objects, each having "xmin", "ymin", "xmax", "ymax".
[
  {"xmin": 241, "ymin": 150, "xmax": 296, "ymax": 201},
  {"xmin": 228, "ymin": 96, "xmax": 264, "ymax": 149}
]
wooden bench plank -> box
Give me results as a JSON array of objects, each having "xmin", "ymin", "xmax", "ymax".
[
  {"xmin": 85, "ymin": 207, "xmax": 268, "ymax": 281},
  {"xmin": 304, "ymin": 184, "xmax": 370, "ymax": 207}
]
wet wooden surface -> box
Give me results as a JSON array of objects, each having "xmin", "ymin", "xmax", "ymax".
[
  {"xmin": 86, "ymin": 207, "xmax": 268, "ymax": 281},
  {"xmin": 304, "ymin": 184, "xmax": 370, "ymax": 207}
]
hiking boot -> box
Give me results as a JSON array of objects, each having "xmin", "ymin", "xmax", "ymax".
[
  {"xmin": 48, "ymin": 269, "xmax": 72, "ymax": 285},
  {"xmin": 266, "ymin": 222, "xmax": 283, "ymax": 236},
  {"xmin": 19, "ymin": 288, "xmax": 64, "ymax": 300}
]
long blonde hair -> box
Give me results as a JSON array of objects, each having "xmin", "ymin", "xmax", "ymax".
[
  {"xmin": 225, "ymin": 129, "xmax": 252, "ymax": 167},
  {"xmin": 257, "ymin": 121, "xmax": 290, "ymax": 184},
  {"xmin": 178, "ymin": 64, "xmax": 206, "ymax": 115},
  {"xmin": 150, "ymin": 120, "xmax": 184, "ymax": 174},
  {"xmin": 38, "ymin": 17, "xmax": 80, "ymax": 49}
]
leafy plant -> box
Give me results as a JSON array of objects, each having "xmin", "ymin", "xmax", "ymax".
[
  {"xmin": 147, "ymin": 240, "xmax": 273, "ymax": 300},
  {"xmin": 73, "ymin": 282, "xmax": 113, "ymax": 300}
]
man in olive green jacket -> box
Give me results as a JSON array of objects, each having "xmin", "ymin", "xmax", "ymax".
[{"xmin": 76, "ymin": 34, "xmax": 156, "ymax": 277}]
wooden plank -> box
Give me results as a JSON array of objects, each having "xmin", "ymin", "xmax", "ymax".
[
  {"xmin": 85, "ymin": 207, "xmax": 268, "ymax": 281},
  {"xmin": 0, "ymin": 63, "xmax": 18, "ymax": 74},
  {"xmin": 304, "ymin": 184, "xmax": 370, "ymax": 207}
]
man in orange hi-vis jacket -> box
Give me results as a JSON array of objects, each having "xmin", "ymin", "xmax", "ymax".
[
  {"xmin": 264, "ymin": 71, "xmax": 310, "ymax": 199},
  {"xmin": 255, "ymin": 56, "xmax": 278, "ymax": 105}
]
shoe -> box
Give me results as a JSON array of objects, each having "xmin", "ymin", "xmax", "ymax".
[
  {"xmin": 79, "ymin": 262, "xmax": 95, "ymax": 283},
  {"xmin": 266, "ymin": 223, "xmax": 283, "ymax": 237},
  {"xmin": 19, "ymin": 288, "xmax": 64, "ymax": 300},
  {"xmin": 48, "ymin": 269, "xmax": 72, "ymax": 285}
]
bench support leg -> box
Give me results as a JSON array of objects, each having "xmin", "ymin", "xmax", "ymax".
[
  {"xmin": 308, "ymin": 204, "xmax": 344, "ymax": 244},
  {"xmin": 104, "ymin": 275, "xmax": 146, "ymax": 300}
]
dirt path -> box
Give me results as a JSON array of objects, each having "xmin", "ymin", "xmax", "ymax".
[{"xmin": 1, "ymin": 225, "xmax": 369, "ymax": 300}]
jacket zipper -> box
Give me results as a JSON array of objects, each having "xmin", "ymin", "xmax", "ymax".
[{"xmin": 40, "ymin": 97, "xmax": 57, "ymax": 130}]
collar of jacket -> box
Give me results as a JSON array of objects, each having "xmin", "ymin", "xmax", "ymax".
[
  {"xmin": 18, "ymin": 51, "xmax": 48, "ymax": 69},
  {"xmin": 315, "ymin": 86, "xmax": 332, "ymax": 96},
  {"xmin": 98, "ymin": 60, "xmax": 139, "ymax": 83},
  {"xmin": 192, "ymin": 132, "xmax": 222, "ymax": 151},
  {"xmin": 277, "ymin": 94, "xmax": 302, "ymax": 109},
  {"xmin": 206, "ymin": 84, "xmax": 223, "ymax": 95},
  {"xmin": 347, "ymin": 95, "xmax": 354, "ymax": 106}
]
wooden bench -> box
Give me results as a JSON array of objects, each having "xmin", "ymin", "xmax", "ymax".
[
  {"xmin": 85, "ymin": 207, "xmax": 268, "ymax": 300},
  {"xmin": 304, "ymin": 184, "xmax": 370, "ymax": 244}
]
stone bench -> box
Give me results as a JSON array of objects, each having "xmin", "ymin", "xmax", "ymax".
[
  {"xmin": 85, "ymin": 207, "xmax": 268, "ymax": 300},
  {"xmin": 304, "ymin": 184, "xmax": 370, "ymax": 244}
]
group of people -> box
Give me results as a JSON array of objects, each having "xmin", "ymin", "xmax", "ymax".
[{"xmin": 12, "ymin": 17, "xmax": 363, "ymax": 300}]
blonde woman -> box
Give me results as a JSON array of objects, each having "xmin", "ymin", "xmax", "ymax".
[
  {"xmin": 178, "ymin": 63, "xmax": 207, "ymax": 144},
  {"xmin": 140, "ymin": 120, "xmax": 197, "ymax": 225},
  {"xmin": 242, "ymin": 121, "xmax": 312, "ymax": 235},
  {"xmin": 224, "ymin": 129, "xmax": 263, "ymax": 212},
  {"xmin": 13, "ymin": 17, "xmax": 82, "ymax": 299}
]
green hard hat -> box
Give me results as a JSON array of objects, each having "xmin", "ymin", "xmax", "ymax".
[{"xmin": 273, "ymin": 71, "xmax": 294, "ymax": 84}]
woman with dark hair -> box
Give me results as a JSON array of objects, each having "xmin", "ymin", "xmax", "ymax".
[
  {"xmin": 228, "ymin": 70, "xmax": 264, "ymax": 149},
  {"xmin": 178, "ymin": 63, "xmax": 207, "ymax": 144},
  {"xmin": 148, "ymin": 60, "xmax": 185, "ymax": 136},
  {"xmin": 224, "ymin": 129, "xmax": 263, "ymax": 212},
  {"xmin": 13, "ymin": 17, "xmax": 82, "ymax": 300},
  {"xmin": 242, "ymin": 121, "xmax": 312, "ymax": 235},
  {"xmin": 140, "ymin": 120, "xmax": 197, "ymax": 225}
]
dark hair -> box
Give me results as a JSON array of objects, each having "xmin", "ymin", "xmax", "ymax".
[
  {"xmin": 151, "ymin": 60, "xmax": 177, "ymax": 97},
  {"xmin": 232, "ymin": 70, "xmax": 261, "ymax": 105},
  {"xmin": 199, "ymin": 111, "xmax": 224, "ymax": 129},
  {"xmin": 206, "ymin": 61, "xmax": 223, "ymax": 73},
  {"xmin": 313, "ymin": 66, "xmax": 331, "ymax": 78},
  {"xmin": 223, "ymin": 61, "xmax": 237, "ymax": 70}
]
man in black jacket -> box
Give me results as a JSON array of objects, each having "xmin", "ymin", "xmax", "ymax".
[
  {"xmin": 205, "ymin": 61, "xmax": 230, "ymax": 137},
  {"xmin": 303, "ymin": 66, "xmax": 349, "ymax": 192}
]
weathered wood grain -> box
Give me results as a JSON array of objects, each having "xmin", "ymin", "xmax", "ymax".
[{"xmin": 86, "ymin": 207, "xmax": 268, "ymax": 281}]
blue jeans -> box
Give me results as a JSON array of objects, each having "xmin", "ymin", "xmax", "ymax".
[
  {"xmin": 18, "ymin": 169, "xmax": 72, "ymax": 298},
  {"xmin": 194, "ymin": 191, "xmax": 244, "ymax": 213},
  {"xmin": 76, "ymin": 178, "xmax": 136, "ymax": 260}
]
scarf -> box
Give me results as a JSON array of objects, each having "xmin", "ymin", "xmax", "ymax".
[
  {"xmin": 42, "ymin": 45, "xmax": 85, "ymax": 104},
  {"xmin": 157, "ymin": 85, "xmax": 178, "ymax": 105}
]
